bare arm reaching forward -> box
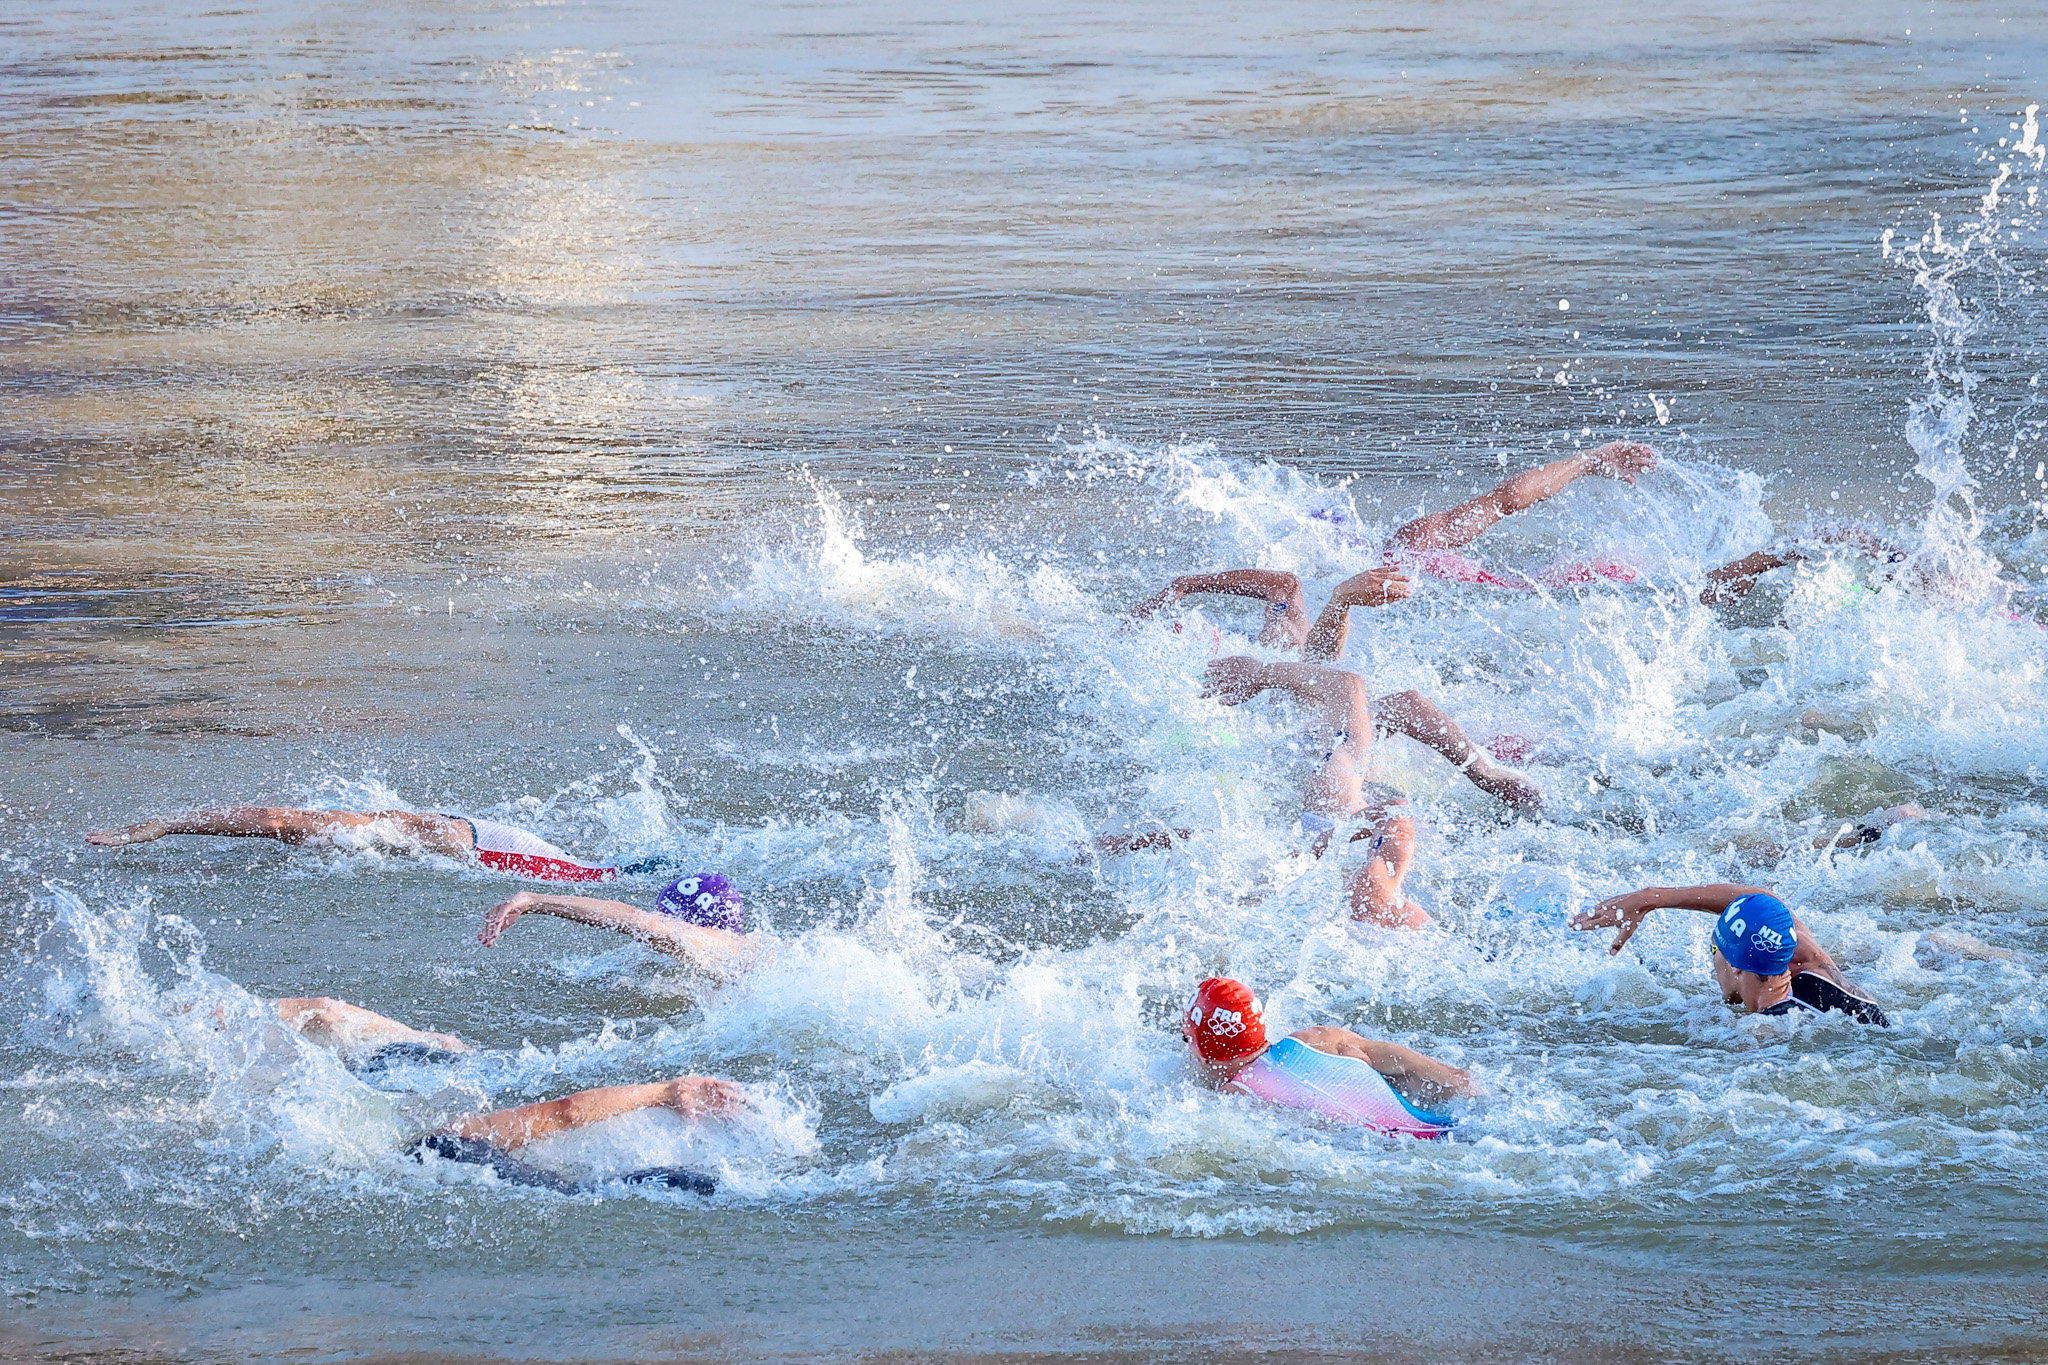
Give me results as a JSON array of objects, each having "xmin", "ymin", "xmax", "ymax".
[
  {"xmin": 88, "ymin": 807, "xmax": 474, "ymax": 858},
  {"xmin": 1132, "ymin": 569, "xmax": 1311, "ymax": 649},
  {"xmin": 1391, "ymin": 442, "xmax": 1658, "ymax": 553},
  {"xmin": 1302, "ymin": 568, "xmax": 1413, "ymax": 662},
  {"xmin": 479, "ymin": 891, "xmax": 765, "ymax": 979},
  {"xmin": 446, "ymin": 1076, "xmax": 747, "ymax": 1151},
  {"xmin": 1201, "ymin": 657, "xmax": 1375, "ymax": 829},
  {"xmin": 1700, "ymin": 526, "xmax": 1906, "ymax": 606}
]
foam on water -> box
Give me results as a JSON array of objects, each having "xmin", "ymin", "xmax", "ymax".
[{"xmin": 9, "ymin": 110, "xmax": 2048, "ymax": 1290}]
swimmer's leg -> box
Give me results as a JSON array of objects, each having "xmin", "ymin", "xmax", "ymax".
[
  {"xmin": 1373, "ymin": 691, "xmax": 1543, "ymax": 815},
  {"xmin": 1345, "ymin": 812, "xmax": 1430, "ymax": 931},
  {"xmin": 275, "ymin": 997, "xmax": 472, "ymax": 1054},
  {"xmin": 1390, "ymin": 443, "xmax": 1657, "ymax": 553},
  {"xmin": 87, "ymin": 806, "xmax": 475, "ymax": 858},
  {"xmin": 610, "ymin": 1166, "xmax": 718, "ymax": 1195}
]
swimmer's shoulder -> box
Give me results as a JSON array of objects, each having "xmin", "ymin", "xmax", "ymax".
[
  {"xmin": 1284, "ymin": 1025, "xmax": 1371, "ymax": 1058},
  {"xmin": 1757, "ymin": 971, "xmax": 1890, "ymax": 1027}
]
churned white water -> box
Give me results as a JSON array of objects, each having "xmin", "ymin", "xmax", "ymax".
[{"xmin": 5, "ymin": 1, "xmax": 2048, "ymax": 1356}]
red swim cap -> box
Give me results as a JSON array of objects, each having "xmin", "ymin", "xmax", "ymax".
[{"xmin": 1183, "ymin": 978, "xmax": 1267, "ymax": 1065}]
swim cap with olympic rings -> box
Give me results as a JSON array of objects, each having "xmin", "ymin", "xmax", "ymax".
[
  {"xmin": 654, "ymin": 873, "xmax": 747, "ymax": 933},
  {"xmin": 1713, "ymin": 892, "xmax": 1796, "ymax": 976},
  {"xmin": 1183, "ymin": 977, "xmax": 1268, "ymax": 1065}
]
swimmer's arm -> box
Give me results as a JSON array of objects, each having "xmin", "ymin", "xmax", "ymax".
[
  {"xmin": 445, "ymin": 1076, "xmax": 746, "ymax": 1152},
  {"xmin": 1571, "ymin": 884, "xmax": 1774, "ymax": 953},
  {"xmin": 275, "ymin": 996, "xmax": 471, "ymax": 1053},
  {"xmin": 1090, "ymin": 828, "xmax": 1194, "ymax": 855},
  {"xmin": 1700, "ymin": 550, "xmax": 1803, "ymax": 606},
  {"xmin": 1132, "ymin": 570, "xmax": 1304, "ymax": 620},
  {"xmin": 1303, "ymin": 569, "xmax": 1413, "ymax": 661},
  {"xmin": 1292, "ymin": 1026, "xmax": 1476, "ymax": 1101},
  {"xmin": 1201, "ymin": 658, "xmax": 1371, "ymax": 728},
  {"xmin": 479, "ymin": 892, "xmax": 763, "ymax": 975},
  {"xmin": 1701, "ymin": 527, "xmax": 1905, "ymax": 606},
  {"xmin": 86, "ymin": 807, "xmax": 470, "ymax": 853}
]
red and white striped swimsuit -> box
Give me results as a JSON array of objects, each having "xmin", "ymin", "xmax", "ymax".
[{"xmin": 445, "ymin": 816, "xmax": 618, "ymax": 883}]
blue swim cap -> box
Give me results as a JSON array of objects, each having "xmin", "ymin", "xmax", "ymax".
[
  {"xmin": 1713, "ymin": 893, "xmax": 1796, "ymax": 976},
  {"xmin": 654, "ymin": 874, "xmax": 747, "ymax": 933}
]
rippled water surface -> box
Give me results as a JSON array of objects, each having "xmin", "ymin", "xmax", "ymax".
[{"xmin": 5, "ymin": 1, "xmax": 2048, "ymax": 1359}]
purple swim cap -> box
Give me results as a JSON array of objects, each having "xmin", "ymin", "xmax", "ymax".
[{"xmin": 654, "ymin": 874, "xmax": 747, "ymax": 933}]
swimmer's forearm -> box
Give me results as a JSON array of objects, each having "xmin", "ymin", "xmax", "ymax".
[
  {"xmin": 1256, "ymin": 662, "xmax": 1373, "ymax": 730},
  {"xmin": 1364, "ymin": 1041, "xmax": 1475, "ymax": 1099},
  {"xmin": 524, "ymin": 895, "xmax": 743, "ymax": 962},
  {"xmin": 1624, "ymin": 884, "xmax": 1773, "ymax": 915},
  {"xmin": 449, "ymin": 1083, "xmax": 669, "ymax": 1150},
  {"xmin": 519, "ymin": 894, "xmax": 652, "ymax": 926},
  {"xmin": 1701, "ymin": 550, "xmax": 1800, "ymax": 605},
  {"xmin": 1302, "ymin": 605, "xmax": 1350, "ymax": 662},
  {"xmin": 1172, "ymin": 570, "xmax": 1300, "ymax": 603}
]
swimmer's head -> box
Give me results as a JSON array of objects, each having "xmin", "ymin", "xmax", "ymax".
[
  {"xmin": 654, "ymin": 874, "xmax": 747, "ymax": 933},
  {"xmin": 1183, "ymin": 977, "xmax": 1267, "ymax": 1066},
  {"xmin": 1712, "ymin": 892, "xmax": 1796, "ymax": 977}
]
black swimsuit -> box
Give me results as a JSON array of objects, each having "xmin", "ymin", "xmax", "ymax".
[
  {"xmin": 410, "ymin": 1133, "xmax": 717, "ymax": 1195},
  {"xmin": 1756, "ymin": 972, "xmax": 1890, "ymax": 1027}
]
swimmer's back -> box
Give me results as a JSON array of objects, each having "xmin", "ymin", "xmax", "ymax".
[
  {"xmin": 1229, "ymin": 1035, "xmax": 1453, "ymax": 1139},
  {"xmin": 446, "ymin": 815, "xmax": 617, "ymax": 883},
  {"xmin": 1758, "ymin": 971, "xmax": 1890, "ymax": 1027}
]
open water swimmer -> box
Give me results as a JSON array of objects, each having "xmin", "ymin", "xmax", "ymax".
[
  {"xmin": 413, "ymin": 1076, "xmax": 742, "ymax": 1196},
  {"xmin": 1132, "ymin": 570, "xmax": 1540, "ymax": 814},
  {"xmin": 13, "ymin": 2, "xmax": 2048, "ymax": 1356},
  {"xmin": 1191, "ymin": 656, "xmax": 1460, "ymax": 879},
  {"xmin": 85, "ymin": 805, "xmax": 667, "ymax": 883},
  {"xmin": 1181, "ymin": 978, "xmax": 1471, "ymax": 1137},
  {"xmin": 477, "ymin": 874, "xmax": 765, "ymax": 980},
  {"xmin": 1572, "ymin": 885, "xmax": 1890, "ymax": 1025},
  {"xmin": 1129, "ymin": 442, "xmax": 1666, "ymax": 816}
]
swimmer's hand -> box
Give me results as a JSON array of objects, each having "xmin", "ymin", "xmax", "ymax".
[
  {"xmin": 478, "ymin": 891, "xmax": 539, "ymax": 946},
  {"xmin": 1809, "ymin": 523, "xmax": 1902, "ymax": 561},
  {"xmin": 1584, "ymin": 441, "xmax": 1658, "ymax": 484},
  {"xmin": 1128, "ymin": 584, "xmax": 1182, "ymax": 621},
  {"xmin": 1570, "ymin": 891, "xmax": 1657, "ymax": 954},
  {"xmin": 87, "ymin": 820, "xmax": 167, "ymax": 847},
  {"xmin": 1329, "ymin": 567, "xmax": 1413, "ymax": 609},
  {"xmin": 663, "ymin": 1076, "xmax": 747, "ymax": 1118},
  {"xmin": 1199, "ymin": 656, "xmax": 1270, "ymax": 707},
  {"xmin": 1812, "ymin": 803, "xmax": 1926, "ymax": 849}
]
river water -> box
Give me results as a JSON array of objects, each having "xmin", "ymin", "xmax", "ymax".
[{"xmin": 5, "ymin": 1, "xmax": 2048, "ymax": 1360}]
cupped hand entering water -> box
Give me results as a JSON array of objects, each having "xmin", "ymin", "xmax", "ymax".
[
  {"xmin": 478, "ymin": 891, "xmax": 539, "ymax": 946},
  {"xmin": 1570, "ymin": 892, "xmax": 1656, "ymax": 953},
  {"xmin": 1584, "ymin": 441, "xmax": 1659, "ymax": 483},
  {"xmin": 1328, "ymin": 566, "xmax": 1413, "ymax": 609},
  {"xmin": 1199, "ymin": 655, "xmax": 1270, "ymax": 706},
  {"xmin": 663, "ymin": 1076, "xmax": 748, "ymax": 1118}
]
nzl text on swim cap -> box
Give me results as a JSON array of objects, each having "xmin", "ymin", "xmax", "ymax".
[{"xmin": 1714, "ymin": 893, "xmax": 1796, "ymax": 976}]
